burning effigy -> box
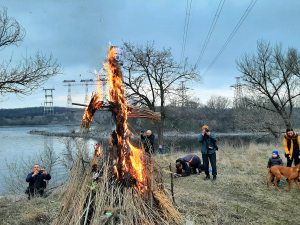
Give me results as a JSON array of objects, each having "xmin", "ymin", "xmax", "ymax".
[{"xmin": 52, "ymin": 47, "xmax": 181, "ymax": 225}]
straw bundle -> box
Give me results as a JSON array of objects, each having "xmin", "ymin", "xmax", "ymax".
[{"xmin": 128, "ymin": 106, "xmax": 161, "ymax": 121}]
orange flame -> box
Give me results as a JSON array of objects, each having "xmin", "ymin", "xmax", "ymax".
[
  {"xmin": 104, "ymin": 47, "xmax": 146, "ymax": 192},
  {"xmin": 81, "ymin": 92, "xmax": 103, "ymax": 128},
  {"xmin": 96, "ymin": 144, "xmax": 101, "ymax": 157},
  {"xmin": 82, "ymin": 47, "xmax": 147, "ymax": 192},
  {"xmin": 126, "ymin": 138, "xmax": 144, "ymax": 183},
  {"xmin": 114, "ymin": 165, "xmax": 119, "ymax": 182}
]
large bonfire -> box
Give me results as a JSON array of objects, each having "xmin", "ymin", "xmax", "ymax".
[{"xmin": 52, "ymin": 47, "xmax": 181, "ymax": 225}]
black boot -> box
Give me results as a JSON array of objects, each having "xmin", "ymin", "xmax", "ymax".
[
  {"xmin": 213, "ymin": 175, "xmax": 216, "ymax": 181},
  {"xmin": 204, "ymin": 175, "xmax": 210, "ymax": 180}
]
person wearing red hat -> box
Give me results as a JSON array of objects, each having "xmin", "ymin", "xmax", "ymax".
[{"xmin": 198, "ymin": 125, "xmax": 218, "ymax": 181}]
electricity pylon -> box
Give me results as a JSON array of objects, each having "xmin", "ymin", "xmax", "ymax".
[
  {"xmin": 43, "ymin": 88, "xmax": 55, "ymax": 115},
  {"xmin": 63, "ymin": 80, "xmax": 76, "ymax": 108}
]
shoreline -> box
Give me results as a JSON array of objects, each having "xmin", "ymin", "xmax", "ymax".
[{"xmin": 27, "ymin": 129, "xmax": 272, "ymax": 139}]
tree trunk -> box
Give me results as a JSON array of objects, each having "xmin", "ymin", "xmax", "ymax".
[{"xmin": 155, "ymin": 117, "xmax": 165, "ymax": 147}]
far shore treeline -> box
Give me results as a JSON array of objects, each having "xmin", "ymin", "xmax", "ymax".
[{"xmin": 1, "ymin": 106, "xmax": 300, "ymax": 136}]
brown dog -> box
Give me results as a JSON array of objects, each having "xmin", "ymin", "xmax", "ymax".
[{"xmin": 262, "ymin": 164, "xmax": 300, "ymax": 192}]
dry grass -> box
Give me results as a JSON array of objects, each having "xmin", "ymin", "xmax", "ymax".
[
  {"xmin": 52, "ymin": 152, "xmax": 181, "ymax": 225},
  {"xmin": 0, "ymin": 190, "xmax": 64, "ymax": 225},
  {"xmin": 155, "ymin": 142, "xmax": 300, "ymax": 225},
  {"xmin": 1, "ymin": 141, "xmax": 300, "ymax": 225}
]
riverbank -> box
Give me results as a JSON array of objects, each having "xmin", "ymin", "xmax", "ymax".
[
  {"xmin": 27, "ymin": 129, "xmax": 274, "ymax": 139},
  {"xmin": 1, "ymin": 142, "xmax": 298, "ymax": 224}
]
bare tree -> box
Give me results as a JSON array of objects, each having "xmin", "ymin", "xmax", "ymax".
[
  {"xmin": 206, "ymin": 95, "xmax": 232, "ymax": 109},
  {"xmin": 0, "ymin": 7, "xmax": 63, "ymax": 97},
  {"xmin": 234, "ymin": 105, "xmax": 284, "ymax": 138},
  {"xmin": 123, "ymin": 41, "xmax": 200, "ymax": 144},
  {"xmin": 236, "ymin": 40, "xmax": 300, "ymax": 129}
]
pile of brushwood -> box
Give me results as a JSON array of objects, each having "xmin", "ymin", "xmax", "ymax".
[{"xmin": 52, "ymin": 146, "xmax": 181, "ymax": 225}]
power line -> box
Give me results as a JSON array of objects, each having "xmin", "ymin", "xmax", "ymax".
[
  {"xmin": 180, "ymin": 0, "xmax": 193, "ymax": 63},
  {"xmin": 180, "ymin": 0, "xmax": 189, "ymax": 63},
  {"xmin": 182, "ymin": 0, "xmax": 192, "ymax": 61},
  {"xmin": 196, "ymin": 0, "xmax": 225, "ymax": 67},
  {"xmin": 202, "ymin": 0, "xmax": 257, "ymax": 76}
]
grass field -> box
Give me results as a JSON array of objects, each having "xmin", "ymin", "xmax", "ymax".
[
  {"xmin": 1, "ymin": 141, "xmax": 299, "ymax": 225},
  {"xmin": 156, "ymin": 142, "xmax": 300, "ymax": 224}
]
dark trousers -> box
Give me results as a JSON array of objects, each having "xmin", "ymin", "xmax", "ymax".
[
  {"xmin": 287, "ymin": 153, "xmax": 300, "ymax": 167},
  {"xmin": 202, "ymin": 152, "xmax": 217, "ymax": 176},
  {"xmin": 192, "ymin": 163, "xmax": 203, "ymax": 174},
  {"xmin": 26, "ymin": 188, "xmax": 44, "ymax": 200}
]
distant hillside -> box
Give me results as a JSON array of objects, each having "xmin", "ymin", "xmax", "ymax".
[
  {"xmin": 0, "ymin": 107, "xmax": 83, "ymax": 126},
  {"xmin": 0, "ymin": 107, "xmax": 72, "ymax": 119}
]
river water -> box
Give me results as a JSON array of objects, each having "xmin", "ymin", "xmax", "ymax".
[{"xmin": 0, "ymin": 125, "xmax": 98, "ymax": 195}]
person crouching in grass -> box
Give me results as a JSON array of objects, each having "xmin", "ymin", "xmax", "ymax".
[
  {"xmin": 267, "ymin": 150, "xmax": 283, "ymax": 185},
  {"xmin": 26, "ymin": 164, "xmax": 51, "ymax": 200}
]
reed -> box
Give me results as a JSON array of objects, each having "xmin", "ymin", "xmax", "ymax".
[{"xmin": 52, "ymin": 151, "xmax": 181, "ymax": 225}]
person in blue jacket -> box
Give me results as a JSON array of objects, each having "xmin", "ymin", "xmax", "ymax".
[
  {"xmin": 267, "ymin": 150, "xmax": 283, "ymax": 185},
  {"xmin": 26, "ymin": 164, "xmax": 51, "ymax": 199},
  {"xmin": 174, "ymin": 154, "xmax": 203, "ymax": 177},
  {"xmin": 198, "ymin": 125, "xmax": 218, "ymax": 181}
]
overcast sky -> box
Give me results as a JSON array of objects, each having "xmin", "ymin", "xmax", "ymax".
[{"xmin": 1, "ymin": 0, "xmax": 300, "ymax": 109}]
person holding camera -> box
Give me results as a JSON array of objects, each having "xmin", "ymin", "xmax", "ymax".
[
  {"xmin": 26, "ymin": 164, "xmax": 51, "ymax": 200},
  {"xmin": 198, "ymin": 125, "xmax": 218, "ymax": 181},
  {"xmin": 140, "ymin": 130, "xmax": 155, "ymax": 154}
]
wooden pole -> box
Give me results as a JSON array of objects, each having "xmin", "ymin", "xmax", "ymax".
[
  {"xmin": 83, "ymin": 191, "xmax": 92, "ymax": 225},
  {"xmin": 150, "ymin": 154, "xmax": 154, "ymax": 208},
  {"xmin": 169, "ymin": 163, "xmax": 175, "ymax": 204}
]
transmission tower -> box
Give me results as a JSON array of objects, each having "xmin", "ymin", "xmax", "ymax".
[
  {"xmin": 63, "ymin": 80, "xmax": 76, "ymax": 108},
  {"xmin": 177, "ymin": 81, "xmax": 189, "ymax": 107},
  {"xmin": 80, "ymin": 79, "xmax": 95, "ymax": 104},
  {"xmin": 230, "ymin": 77, "xmax": 244, "ymax": 108},
  {"xmin": 43, "ymin": 88, "xmax": 55, "ymax": 116}
]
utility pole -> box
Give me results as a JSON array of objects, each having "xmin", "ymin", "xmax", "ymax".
[
  {"xmin": 63, "ymin": 80, "xmax": 76, "ymax": 108},
  {"xmin": 43, "ymin": 88, "xmax": 55, "ymax": 116},
  {"xmin": 230, "ymin": 77, "xmax": 244, "ymax": 108}
]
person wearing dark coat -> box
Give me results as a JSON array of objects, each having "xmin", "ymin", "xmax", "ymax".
[
  {"xmin": 174, "ymin": 154, "xmax": 203, "ymax": 177},
  {"xmin": 198, "ymin": 125, "xmax": 218, "ymax": 181},
  {"xmin": 141, "ymin": 130, "xmax": 155, "ymax": 153},
  {"xmin": 283, "ymin": 128, "xmax": 300, "ymax": 182},
  {"xmin": 283, "ymin": 128, "xmax": 300, "ymax": 167},
  {"xmin": 26, "ymin": 164, "xmax": 51, "ymax": 199},
  {"xmin": 267, "ymin": 150, "xmax": 283, "ymax": 185}
]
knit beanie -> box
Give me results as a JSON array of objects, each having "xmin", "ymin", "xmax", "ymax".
[
  {"xmin": 202, "ymin": 125, "xmax": 209, "ymax": 130},
  {"xmin": 286, "ymin": 128, "xmax": 293, "ymax": 133},
  {"xmin": 272, "ymin": 150, "xmax": 279, "ymax": 156}
]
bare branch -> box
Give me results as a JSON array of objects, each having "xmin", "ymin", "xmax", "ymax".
[
  {"xmin": 0, "ymin": 51, "xmax": 63, "ymax": 97},
  {"xmin": 236, "ymin": 39, "xmax": 300, "ymax": 129},
  {"xmin": 0, "ymin": 7, "xmax": 26, "ymax": 50},
  {"xmin": 122, "ymin": 41, "xmax": 201, "ymax": 143}
]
